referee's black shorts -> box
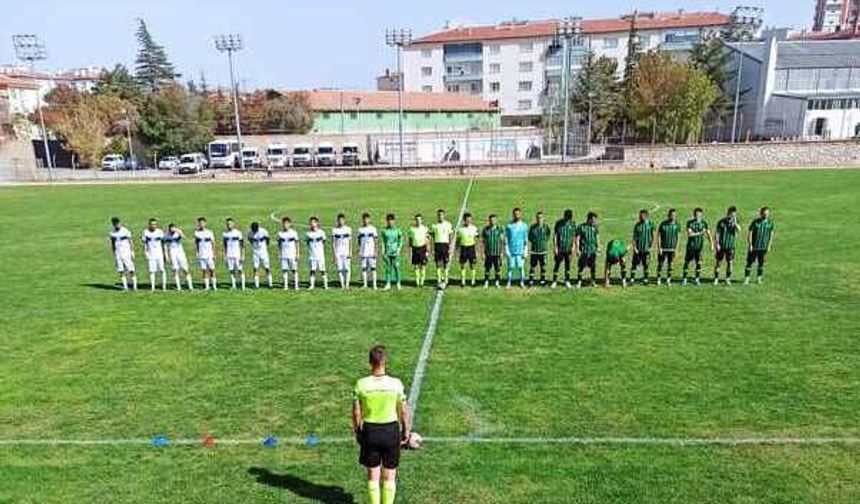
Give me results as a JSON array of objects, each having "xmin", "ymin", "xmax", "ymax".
[
  {"xmin": 459, "ymin": 245, "xmax": 476, "ymax": 265},
  {"xmin": 434, "ymin": 243, "xmax": 450, "ymax": 264},
  {"xmin": 359, "ymin": 422, "xmax": 401, "ymax": 469},
  {"xmin": 411, "ymin": 246, "xmax": 428, "ymax": 266}
]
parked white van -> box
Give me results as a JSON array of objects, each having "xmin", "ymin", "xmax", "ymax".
[
  {"xmin": 266, "ymin": 144, "xmax": 289, "ymax": 169},
  {"xmin": 341, "ymin": 142, "xmax": 360, "ymax": 166},
  {"xmin": 292, "ymin": 143, "xmax": 313, "ymax": 167},
  {"xmin": 176, "ymin": 153, "xmax": 207, "ymax": 174},
  {"xmin": 241, "ymin": 147, "xmax": 262, "ymax": 169},
  {"xmin": 315, "ymin": 142, "xmax": 336, "ymax": 167}
]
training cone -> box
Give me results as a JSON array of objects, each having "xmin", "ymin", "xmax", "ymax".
[
  {"xmin": 151, "ymin": 435, "xmax": 169, "ymax": 447},
  {"xmin": 305, "ymin": 434, "xmax": 320, "ymax": 447},
  {"xmin": 262, "ymin": 436, "xmax": 278, "ymax": 447},
  {"xmin": 202, "ymin": 435, "xmax": 216, "ymax": 447}
]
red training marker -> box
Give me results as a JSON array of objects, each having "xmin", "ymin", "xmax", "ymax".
[{"xmin": 203, "ymin": 436, "xmax": 216, "ymax": 447}]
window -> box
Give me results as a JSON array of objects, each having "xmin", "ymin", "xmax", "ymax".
[
  {"xmin": 349, "ymin": 112, "xmax": 358, "ymax": 119},
  {"xmin": 518, "ymin": 81, "xmax": 533, "ymax": 92},
  {"xmin": 603, "ymin": 37, "xmax": 619, "ymax": 49},
  {"xmin": 322, "ymin": 112, "xmax": 331, "ymax": 119},
  {"xmin": 470, "ymin": 82, "xmax": 481, "ymax": 94},
  {"xmin": 446, "ymin": 84, "xmax": 460, "ymax": 92},
  {"xmin": 519, "ymin": 61, "xmax": 533, "ymax": 73},
  {"xmin": 446, "ymin": 112, "xmax": 454, "ymax": 118},
  {"xmin": 421, "ymin": 67, "xmax": 433, "ymax": 77},
  {"xmin": 421, "ymin": 48, "xmax": 433, "ymax": 58},
  {"xmin": 424, "ymin": 112, "xmax": 431, "ymax": 118},
  {"xmin": 375, "ymin": 112, "xmax": 383, "ymax": 119},
  {"xmin": 519, "ymin": 42, "xmax": 534, "ymax": 53},
  {"xmin": 517, "ymin": 99, "xmax": 532, "ymax": 111},
  {"xmin": 489, "ymin": 63, "xmax": 501, "ymax": 74},
  {"xmin": 489, "ymin": 44, "xmax": 501, "ymax": 54},
  {"xmin": 421, "ymin": 85, "xmax": 433, "ymax": 93},
  {"xmin": 490, "ymin": 82, "xmax": 500, "ymax": 92}
]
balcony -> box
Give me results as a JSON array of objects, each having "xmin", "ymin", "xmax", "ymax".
[
  {"xmin": 443, "ymin": 52, "xmax": 484, "ymax": 63},
  {"xmin": 444, "ymin": 71, "xmax": 483, "ymax": 82}
]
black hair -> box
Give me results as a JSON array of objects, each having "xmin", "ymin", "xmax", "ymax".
[
  {"xmin": 250, "ymin": 222, "xmax": 259, "ymax": 231},
  {"xmin": 437, "ymin": 209, "xmax": 445, "ymax": 214},
  {"xmin": 513, "ymin": 207, "xmax": 522, "ymax": 213},
  {"xmin": 282, "ymin": 216, "xmax": 292, "ymax": 224},
  {"xmin": 149, "ymin": 217, "xmax": 157, "ymax": 224},
  {"xmin": 362, "ymin": 212, "xmax": 370, "ymax": 219},
  {"xmin": 694, "ymin": 207, "xmax": 703, "ymax": 214},
  {"xmin": 226, "ymin": 217, "xmax": 234, "ymax": 223},
  {"xmin": 488, "ymin": 213, "xmax": 497, "ymax": 220},
  {"xmin": 110, "ymin": 217, "xmax": 120, "ymax": 226},
  {"xmin": 309, "ymin": 216, "xmax": 319, "ymax": 223},
  {"xmin": 668, "ymin": 208, "xmax": 677, "ymax": 215},
  {"xmin": 337, "ymin": 213, "xmax": 345, "ymax": 220},
  {"xmin": 386, "ymin": 213, "xmax": 395, "ymax": 221},
  {"xmin": 727, "ymin": 206, "xmax": 737, "ymax": 214},
  {"xmin": 197, "ymin": 217, "xmax": 206, "ymax": 223},
  {"xmin": 563, "ymin": 209, "xmax": 573, "ymax": 219},
  {"xmin": 760, "ymin": 206, "xmax": 769, "ymax": 213},
  {"xmin": 168, "ymin": 223, "xmax": 176, "ymax": 229},
  {"xmin": 414, "ymin": 213, "xmax": 422, "ymax": 219},
  {"xmin": 463, "ymin": 212, "xmax": 472, "ymax": 219},
  {"xmin": 640, "ymin": 209, "xmax": 649, "ymax": 216},
  {"xmin": 369, "ymin": 345, "xmax": 387, "ymax": 367},
  {"xmin": 587, "ymin": 211, "xmax": 597, "ymax": 221},
  {"xmin": 536, "ymin": 211, "xmax": 544, "ymax": 217}
]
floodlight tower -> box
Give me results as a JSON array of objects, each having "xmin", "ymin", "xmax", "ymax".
[
  {"xmin": 557, "ymin": 16, "xmax": 583, "ymax": 161},
  {"xmin": 13, "ymin": 35, "xmax": 52, "ymax": 177},
  {"xmin": 214, "ymin": 34, "xmax": 244, "ymax": 160},
  {"xmin": 385, "ymin": 28, "xmax": 412, "ymax": 167},
  {"xmin": 730, "ymin": 6, "xmax": 764, "ymax": 144}
]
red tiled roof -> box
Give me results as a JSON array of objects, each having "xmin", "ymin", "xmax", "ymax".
[
  {"xmin": 305, "ymin": 89, "xmax": 496, "ymax": 112},
  {"xmin": 412, "ymin": 11, "xmax": 731, "ymax": 44},
  {"xmin": 0, "ymin": 74, "xmax": 39, "ymax": 90}
]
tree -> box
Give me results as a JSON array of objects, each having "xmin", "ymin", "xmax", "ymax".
[
  {"xmin": 137, "ymin": 83, "xmax": 214, "ymax": 157},
  {"xmin": 571, "ymin": 55, "xmax": 622, "ymax": 142},
  {"xmin": 690, "ymin": 37, "xmax": 733, "ymax": 125},
  {"xmin": 210, "ymin": 90, "xmax": 314, "ymax": 135},
  {"xmin": 94, "ymin": 64, "xmax": 142, "ymax": 102},
  {"xmin": 666, "ymin": 68, "xmax": 719, "ymax": 143},
  {"xmin": 134, "ymin": 19, "xmax": 179, "ymax": 92}
]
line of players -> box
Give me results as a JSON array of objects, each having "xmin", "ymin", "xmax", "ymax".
[{"xmin": 107, "ymin": 205, "xmax": 775, "ymax": 291}]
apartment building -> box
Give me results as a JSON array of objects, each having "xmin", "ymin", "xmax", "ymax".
[
  {"xmin": 404, "ymin": 11, "xmax": 732, "ymax": 125},
  {"xmin": 813, "ymin": 0, "xmax": 860, "ymax": 34}
]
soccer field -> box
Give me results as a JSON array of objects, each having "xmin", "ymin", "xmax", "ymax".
[{"xmin": 2, "ymin": 170, "xmax": 859, "ymax": 503}]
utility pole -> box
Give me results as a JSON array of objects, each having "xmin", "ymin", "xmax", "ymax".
[
  {"xmin": 214, "ymin": 34, "xmax": 244, "ymax": 165},
  {"xmin": 124, "ymin": 108, "xmax": 135, "ymax": 172},
  {"xmin": 385, "ymin": 28, "xmax": 411, "ymax": 167},
  {"xmin": 13, "ymin": 35, "xmax": 52, "ymax": 179},
  {"xmin": 557, "ymin": 16, "xmax": 582, "ymax": 162},
  {"xmin": 730, "ymin": 6, "xmax": 764, "ymax": 144}
]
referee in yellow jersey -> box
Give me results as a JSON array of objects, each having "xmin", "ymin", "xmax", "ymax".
[{"xmin": 352, "ymin": 346, "xmax": 411, "ymax": 504}]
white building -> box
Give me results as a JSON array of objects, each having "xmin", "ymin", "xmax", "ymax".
[
  {"xmin": 726, "ymin": 37, "xmax": 860, "ymax": 140},
  {"xmin": 0, "ymin": 65, "xmax": 102, "ymax": 116},
  {"xmin": 404, "ymin": 11, "xmax": 732, "ymax": 126}
]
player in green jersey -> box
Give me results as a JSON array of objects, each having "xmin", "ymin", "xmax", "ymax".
[
  {"xmin": 576, "ymin": 212, "xmax": 600, "ymax": 288},
  {"xmin": 352, "ymin": 345, "xmax": 411, "ymax": 504},
  {"xmin": 407, "ymin": 214, "xmax": 430, "ymax": 287},
  {"xmin": 713, "ymin": 206, "xmax": 741, "ymax": 285},
  {"xmin": 481, "ymin": 214, "xmax": 505, "ymax": 288},
  {"xmin": 682, "ymin": 207, "xmax": 712, "ymax": 286},
  {"xmin": 656, "ymin": 208, "xmax": 681, "ymax": 286},
  {"xmin": 381, "ymin": 214, "xmax": 403, "ymax": 290},
  {"xmin": 631, "ymin": 209, "xmax": 655, "ymax": 285},
  {"xmin": 456, "ymin": 212, "xmax": 479, "ymax": 287},
  {"xmin": 744, "ymin": 206, "xmax": 775, "ymax": 285},
  {"xmin": 429, "ymin": 209, "xmax": 454, "ymax": 288},
  {"xmin": 528, "ymin": 212, "xmax": 552, "ymax": 286},
  {"xmin": 604, "ymin": 238, "xmax": 631, "ymax": 288},
  {"xmin": 552, "ymin": 209, "xmax": 577, "ymax": 289}
]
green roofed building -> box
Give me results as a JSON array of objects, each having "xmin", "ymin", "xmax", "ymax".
[{"xmin": 306, "ymin": 89, "xmax": 500, "ymax": 134}]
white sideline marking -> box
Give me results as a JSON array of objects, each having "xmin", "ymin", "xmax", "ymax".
[
  {"xmin": 407, "ymin": 177, "xmax": 476, "ymax": 419},
  {"xmin": 1, "ymin": 436, "xmax": 857, "ymax": 447}
]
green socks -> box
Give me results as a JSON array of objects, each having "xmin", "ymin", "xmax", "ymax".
[
  {"xmin": 382, "ymin": 480, "xmax": 397, "ymax": 504},
  {"xmin": 367, "ymin": 481, "xmax": 381, "ymax": 504}
]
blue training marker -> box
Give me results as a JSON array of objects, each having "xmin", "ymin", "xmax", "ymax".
[
  {"xmin": 151, "ymin": 435, "xmax": 170, "ymax": 447},
  {"xmin": 262, "ymin": 436, "xmax": 278, "ymax": 447},
  {"xmin": 305, "ymin": 434, "xmax": 320, "ymax": 447}
]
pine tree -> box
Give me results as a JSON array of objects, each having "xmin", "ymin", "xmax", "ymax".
[{"xmin": 134, "ymin": 19, "xmax": 179, "ymax": 92}]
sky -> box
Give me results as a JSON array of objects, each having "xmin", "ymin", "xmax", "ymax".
[{"xmin": 2, "ymin": 0, "xmax": 810, "ymax": 91}]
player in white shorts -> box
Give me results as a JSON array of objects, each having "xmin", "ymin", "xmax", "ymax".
[
  {"xmin": 277, "ymin": 216, "xmax": 300, "ymax": 290},
  {"xmin": 141, "ymin": 218, "xmax": 167, "ymax": 291},
  {"xmin": 194, "ymin": 217, "xmax": 218, "ymax": 290},
  {"xmin": 223, "ymin": 218, "xmax": 246, "ymax": 290},
  {"xmin": 165, "ymin": 223, "xmax": 193, "ymax": 291},
  {"xmin": 305, "ymin": 216, "xmax": 329, "ymax": 290},
  {"xmin": 248, "ymin": 221, "xmax": 272, "ymax": 288},
  {"xmin": 109, "ymin": 217, "xmax": 137, "ymax": 291},
  {"xmin": 357, "ymin": 212, "xmax": 379, "ymax": 289},
  {"xmin": 332, "ymin": 213, "xmax": 353, "ymax": 290}
]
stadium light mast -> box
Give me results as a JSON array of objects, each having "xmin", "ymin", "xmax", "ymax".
[
  {"xmin": 214, "ymin": 34, "xmax": 244, "ymax": 163},
  {"xmin": 385, "ymin": 28, "xmax": 411, "ymax": 168},
  {"xmin": 730, "ymin": 6, "xmax": 763, "ymax": 144},
  {"xmin": 557, "ymin": 16, "xmax": 583, "ymax": 162},
  {"xmin": 13, "ymin": 35, "xmax": 52, "ymax": 178}
]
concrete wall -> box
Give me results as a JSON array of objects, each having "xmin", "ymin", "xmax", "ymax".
[
  {"xmin": 0, "ymin": 136, "xmax": 38, "ymax": 181},
  {"xmin": 622, "ymin": 139, "xmax": 860, "ymax": 169}
]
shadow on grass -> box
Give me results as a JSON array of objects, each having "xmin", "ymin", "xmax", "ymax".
[
  {"xmin": 82, "ymin": 283, "xmax": 123, "ymax": 291},
  {"xmin": 248, "ymin": 467, "xmax": 356, "ymax": 504}
]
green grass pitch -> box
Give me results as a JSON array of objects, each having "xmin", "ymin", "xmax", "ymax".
[{"xmin": 1, "ymin": 170, "xmax": 859, "ymax": 503}]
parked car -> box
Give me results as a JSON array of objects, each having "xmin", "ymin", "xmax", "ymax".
[
  {"xmin": 292, "ymin": 143, "xmax": 313, "ymax": 167},
  {"xmin": 341, "ymin": 142, "xmax": 360, "ymax": 166},
  {"xmin": 315, "ymin": 142, "xmax": 336, "ymax": 167},
  {"xmin": 176, "ymin": 153, "xmax": 207, "ymax": 174},
  {"xmin": 266, "ymin": 144, "xmax": 289, "ymax": 169},
  {"xmin": 242, "ymin": 147, "xmax": 262, "ymax": 169},
  {"xmin": 158, "ymin": 156, "xmax": 180, "ymax": 170},
  {"xmin": 101, "ymin": 154, "xmax": 125, "ymax": 171},
  {"xmin": 125, "ymin": 158, "xmax": 142, "ymax": 171}
]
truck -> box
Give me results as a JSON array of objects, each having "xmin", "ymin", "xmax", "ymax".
[
  {"xmin": 341, "ymin": 142, "xmax": 360, "ymax": 166},
  {"xmin": 266, "ymin": 144, "xmax": 289, "ymax": 169},
  {"xmin": 208, "ymin": 140, "xmax": 241, "ymax": 169},
  {"xmin": 241, "ymin": 147, "xmax": 262, "ymax": 169},
  {"xmin": 292, "ymin": 143, "xmax": 313, "ymax": 167},
  {"xmin": 315, "ymin": 142, "xmax": 336, "ymax": 167}
]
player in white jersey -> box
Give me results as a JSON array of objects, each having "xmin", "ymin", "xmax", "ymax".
[
  {"xmin": 248, "ymin": 221, "xmax": 273, "ymax": 288},
  {"xmin": 223, "ymin": 218, "xmax": 246, "ymax": 290},
  {"xmin": 109, "ymin": 217, "xmax": 137, "ymax": 291},
  {"xmin": 165, "ymin": 223, "xmax": 193, "ymax": 291},
  {"xmin": 357, "ymin": 213, "xmax": 379, "ymax": 289},
  {"xmin": 277, "ymin": 216, "xmax": 300, "ymax": 290},
  {"xmin": 305, "ymin": 216, "xmax": 329, "ymax": 290},
  {"xmin": 141, "ymin": 218, "xmax": 167, "ymax": 291},
  {"xmin": 332, "ymin": 213, "xmax": 353, "ymax": 289},
  {"xmin": 194, "ymin": 217, "xmax": 218, "ymax": 290}
]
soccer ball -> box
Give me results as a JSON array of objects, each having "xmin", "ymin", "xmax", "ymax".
[{"xmin": 406, "ymin": 432, "xmax": 423, "ymax": 450}]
